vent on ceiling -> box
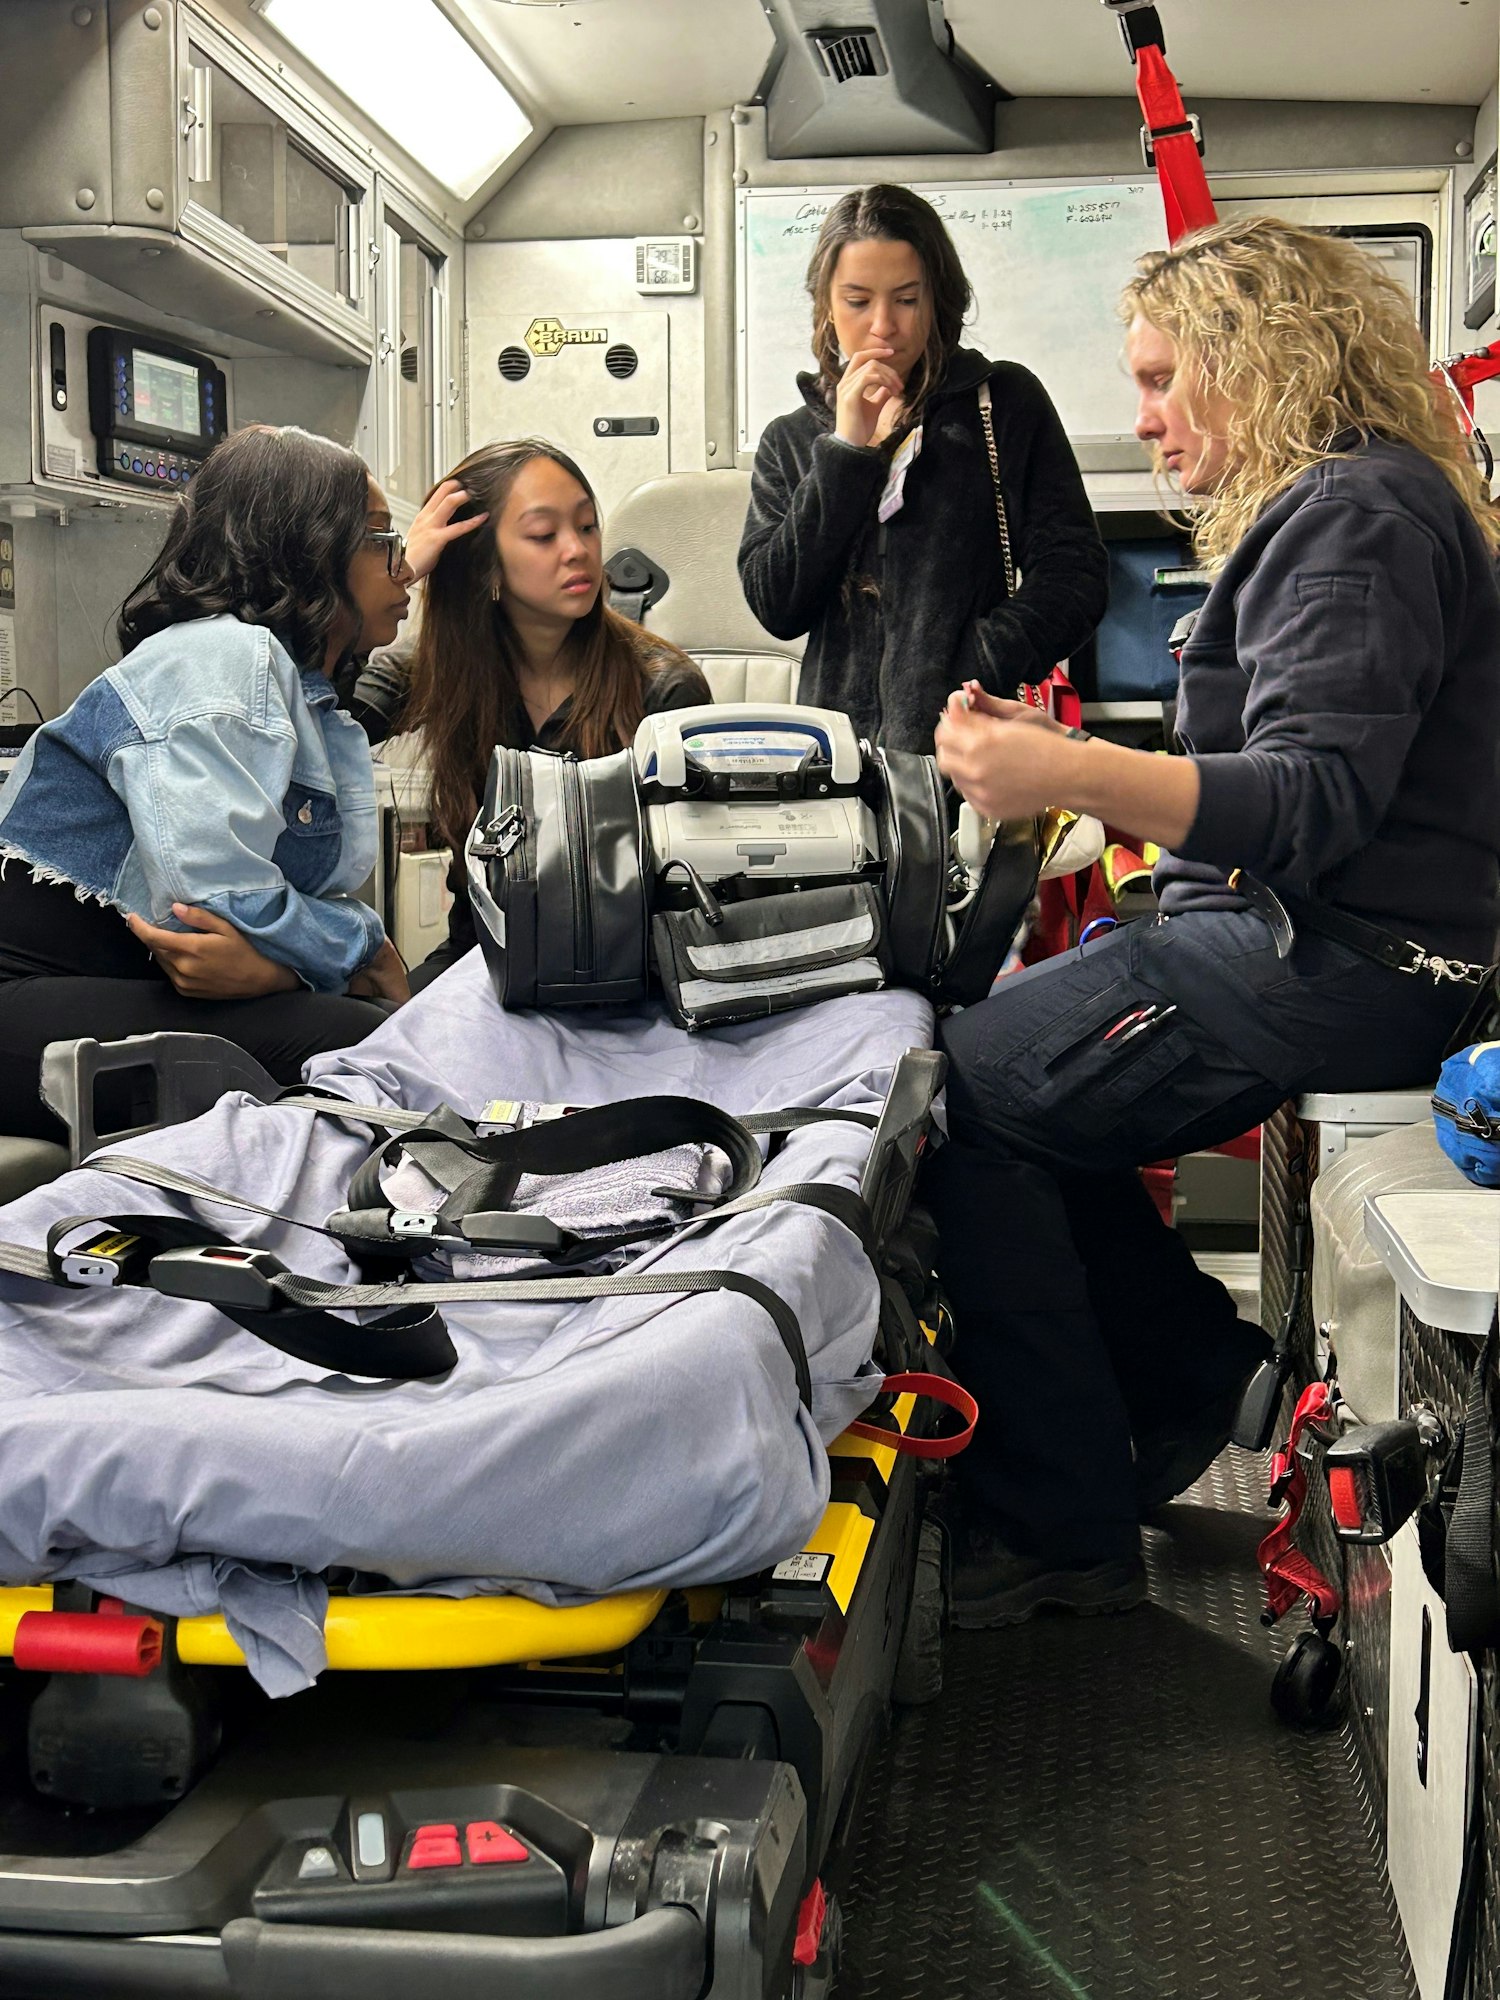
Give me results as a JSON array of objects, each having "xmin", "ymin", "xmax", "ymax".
[
  {"xmin": 810, "ymin": 28, "xmax": 887, "ymax": 83},
  {"xmin": 604, "ymin": 343, "xmax": 638, "ymax": 380},
  {"xmin": 497, "ymin": 345, "xmax": 531, "ymax": 383}
]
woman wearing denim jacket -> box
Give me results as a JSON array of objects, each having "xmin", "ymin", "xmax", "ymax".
[{"xmin": 0, "ymin": 424, "xmax": 414, "ymax": 1141}]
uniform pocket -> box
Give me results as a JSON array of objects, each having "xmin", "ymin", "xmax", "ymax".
[{"xmin": 1009, "ymin": 976, "xmax": 1194, "ymax": 1141}]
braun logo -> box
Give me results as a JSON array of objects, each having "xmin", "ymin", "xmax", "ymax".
[{"xmin": 525, "ymin": 317, "xmax": 609, "ymax": 359}]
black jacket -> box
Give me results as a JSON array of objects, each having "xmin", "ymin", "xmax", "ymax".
[
  {"xmin": 1158, "ymin": 437, "xmax": 1500, "ymax": 965},
  {"xmin": 738, "ymin": 348, "xmax": 1108, "ymax": 750}
]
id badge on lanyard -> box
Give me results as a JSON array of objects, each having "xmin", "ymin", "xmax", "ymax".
[{"xmin": 877, "ymin": 424, "xmax": 923, "ymax": 524}]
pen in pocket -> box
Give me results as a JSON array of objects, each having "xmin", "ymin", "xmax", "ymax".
[{"xmin": 1101, "ymin": 1003, "xmax": 1178, "ymax": 1047}]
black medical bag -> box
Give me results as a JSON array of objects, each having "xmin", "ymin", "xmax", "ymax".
[{"xmin": 465, "ymin": 703, "xmax": 1038, "ymax": 1026}]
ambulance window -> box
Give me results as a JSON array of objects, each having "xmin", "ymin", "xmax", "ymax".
[
  {"xmin": 381, "ymin": 221, "xmax": 443, "ymax": 504},
  {"xmin": 186, "ymin": 47, "xmax": 361, "ymax": 311}
]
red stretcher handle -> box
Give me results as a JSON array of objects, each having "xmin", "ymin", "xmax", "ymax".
[
  {"xmin": 845, "ymin": 1371, "xmax": 979, "ymax": 1460},
  {"xmin": 13, "ymin": 1608, "xmax": 164, "ymax": 1676}
]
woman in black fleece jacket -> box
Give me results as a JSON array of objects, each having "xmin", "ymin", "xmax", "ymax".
[
  {"xmin": 924, "ymin": 216, "xmax": 1500, "ymax": 1632},
  {"xmin": 738, "ymin": 185, "xmax": 1108, "ymax": 749}
]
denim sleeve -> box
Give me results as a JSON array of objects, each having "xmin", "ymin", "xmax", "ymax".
[
  {"xmin": 1177, "ymin": 495, "xmax": 1448, "ymax": 892},
  {"xmin": 114, "ymin": 713, "xmax": 385, "ymax": 992}
]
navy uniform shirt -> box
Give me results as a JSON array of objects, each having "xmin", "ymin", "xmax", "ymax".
[{"xmin": 1156, "ymin": 436, "xmax": 1500, "ymax": 966}]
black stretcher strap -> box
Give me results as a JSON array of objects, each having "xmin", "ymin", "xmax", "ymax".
[
  {"xmin": 5, "ymin": 1171, "xmax": 877, "ymax": 1407},
  {"xmin": 324, "ymin": 1095, "xmax": 875, "ymax": 1266},
  {"xmin": 33, "ymin": 1210, "xmax": 459, "ymax": 1383},
  {"xmin": 0, "ymin": 1091, "xmax": 887, "ymax": 1400},
  {"xmin": 1441, "ymin": 1315, "xmax": 1500, "ymax": 1655}
]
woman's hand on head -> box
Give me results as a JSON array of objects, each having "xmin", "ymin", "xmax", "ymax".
[
  {"xmin": 346, "ymin": 936, "xmax": 410, "ymax": 1006},
  {"xmin": 933, "ymin": 687, "xmax": 1072, "ymax": 822},
  {"xmin": 834, "ymin": 347, "xmax": 906, "ymax": 450},
  {"xmin": 405, "ymin": 478, "xmax": 489, "ymax": 582},
  {"xmin": 125, "ymin": 905, "xmax": 301, "ymax": 1000}
]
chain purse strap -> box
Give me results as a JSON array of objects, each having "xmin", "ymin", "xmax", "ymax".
[{"xmin": 976, "ymin": 378, "xmax": 1016, "ymax": 600}]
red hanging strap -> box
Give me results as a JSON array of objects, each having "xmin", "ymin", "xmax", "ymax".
[
  {"xmin": 1256, "ymin": 1381, "xmax": 1342, "ymax": 1628},
  {"xmin": 1104, "ymin": 2, "xmax": 1217, "ymax": 243},
  {"xmin": 1134, "ymin": 45, "xmax": 1217, "ymax": 241},
  {"xmin": 845, "ymin": 1371, "xmax": 979, "ymax": 1460}
]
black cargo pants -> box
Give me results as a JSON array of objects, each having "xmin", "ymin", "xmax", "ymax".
[{"xmin": 922, "ymin": 908, "xmax": 1473, "ymax": 1565}]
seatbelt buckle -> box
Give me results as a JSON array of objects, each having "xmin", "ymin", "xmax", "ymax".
[
  {"xmin": 1141, "ymin": 110, "xmax": 1204, "ymax": 169},
  {"xmin": 390, "ymin": 1209, "xmax": 439, "ymax": 1239},
  {"xmin": 1323, "ymin": 1413, "xmax": 1445, "ymax": 1543},
  {"xmin": 148, "ymin": 1244, "xmax": 289, "ymax": 1313},
  {"xmin": 460, "ymin": 1212, "xmax": 568, "ymax": 1256},
  {"xmin": 1101, "ymin": 0, "xmax": 1165, "ymax": 59},
  {"xmin": 57, "ymin": 1229, "xmax": 147, "ymax": 1289},
  {"xmin": 474, "ymin": 1100, "xmax": 577, "ymax": 1137}
]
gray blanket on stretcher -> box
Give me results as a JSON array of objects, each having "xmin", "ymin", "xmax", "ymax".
[{"xmin": 0, "ymin": 955, "xmax": 933, "ymax": 1693}]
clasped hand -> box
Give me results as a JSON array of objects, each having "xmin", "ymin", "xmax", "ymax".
[
  {"xmin": 127, "ymin": 904, "xmax": 301, "ymax": 999},
  {"xmin": 933, "ymin": 683, "xmax": 1074, "ymax": 822},
  {"xmin": 127, "ymin": 906, "xmax": 411, "ymax": 1005}
]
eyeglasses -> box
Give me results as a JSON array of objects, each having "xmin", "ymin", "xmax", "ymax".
[{"xmin": 365, "ymin": 527, "xmax": 407, "ymax": 578}]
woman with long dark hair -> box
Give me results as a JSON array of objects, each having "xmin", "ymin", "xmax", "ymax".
[
  {"xmin": 359, "ymin": 437, "xmax": 709, "ymax": 988},
  {"xmin": 738, "ymin": 183, "xmax": 1109, "ymax": 747},
  {"xmin": 0, "ymin": 424, "xmax": 412, "ymax": 1140}
]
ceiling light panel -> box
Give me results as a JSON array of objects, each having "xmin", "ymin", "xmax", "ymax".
[{"xmin": 259, "ymin": 0, "xmax": 533, "ymax": 197}]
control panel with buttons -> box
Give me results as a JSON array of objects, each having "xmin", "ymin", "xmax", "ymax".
[
  {"xmin": 86, "ymin": 324, "xmax": 227, "ymax": 493},
  {"xmin": 252, "ymin": 1796, "xmax": 564, "ymax": 1932},
  {"xmin": 103, "ymin": 441, "xmax": 200, "ymax": 487}
]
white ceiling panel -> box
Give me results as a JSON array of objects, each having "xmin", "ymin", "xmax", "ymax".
[
  {"xmin": 948, "ymin": 0, "xmax": 1499, "ymax": 107},
  {"xmin": 458, "ymin": 0, "xmax": 776, "ymax": 124},
  {"xmin": 451, "ymin": 0, "xmax": 1495, "ymax": 129}
]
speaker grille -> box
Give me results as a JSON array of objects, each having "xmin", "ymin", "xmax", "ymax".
[
  {"xmin": 604, "ymin": 343, "xmax": 638, "ymax": 380},
  {"xmin": 497, "ymin": 346, "xmax": 531, "ymax": 383}
]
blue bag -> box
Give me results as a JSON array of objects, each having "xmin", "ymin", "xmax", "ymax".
[
  {"xmin": 1093, "ymin": 540, "xmax": 1209, "ymax": 702},
  {"xmin": 1432, "ymin": 1042, "xmax": 1500, "ymax": 1186}
]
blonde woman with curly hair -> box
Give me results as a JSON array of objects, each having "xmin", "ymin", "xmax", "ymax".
[{"xmin": 921, "ymin": 216, "xmax": 1500, "ymax": 1631}]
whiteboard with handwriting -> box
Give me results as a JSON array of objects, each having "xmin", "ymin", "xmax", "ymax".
[{"xmin": 736, "ymin": 179, "xmax": 1166, "ymax": 452}]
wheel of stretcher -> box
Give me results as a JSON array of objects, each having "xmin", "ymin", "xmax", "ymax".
[
  {"xmin": 1270, "ymin": 1629, "xmax": 1343, "ymax": 1727},
  {"xmin": 891, "ymin": 1515, "xmax": 946, "ymax": 1707}
]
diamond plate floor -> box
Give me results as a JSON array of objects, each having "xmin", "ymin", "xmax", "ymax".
[{"xmin": 836, "ymin": 1450, "xmax": 1416, "ymax": 2000}]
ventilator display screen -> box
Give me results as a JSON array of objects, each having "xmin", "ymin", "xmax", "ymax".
[
  {"xmin": 682, "ymin": 724, "xmax": 830, "ymax": 772},
  {"xmin": 132, "ymin": 350, "xmax": 202, "ymax": 436}
]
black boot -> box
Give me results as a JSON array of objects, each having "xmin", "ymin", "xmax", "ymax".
[
  {"xmin": 950, "ymin": 1512, "xmax": 1147, "ymax": 1631},
  {"xmin": 1133, "ymin": 1375, "xmax": 1252, "ymax": 1515}
]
